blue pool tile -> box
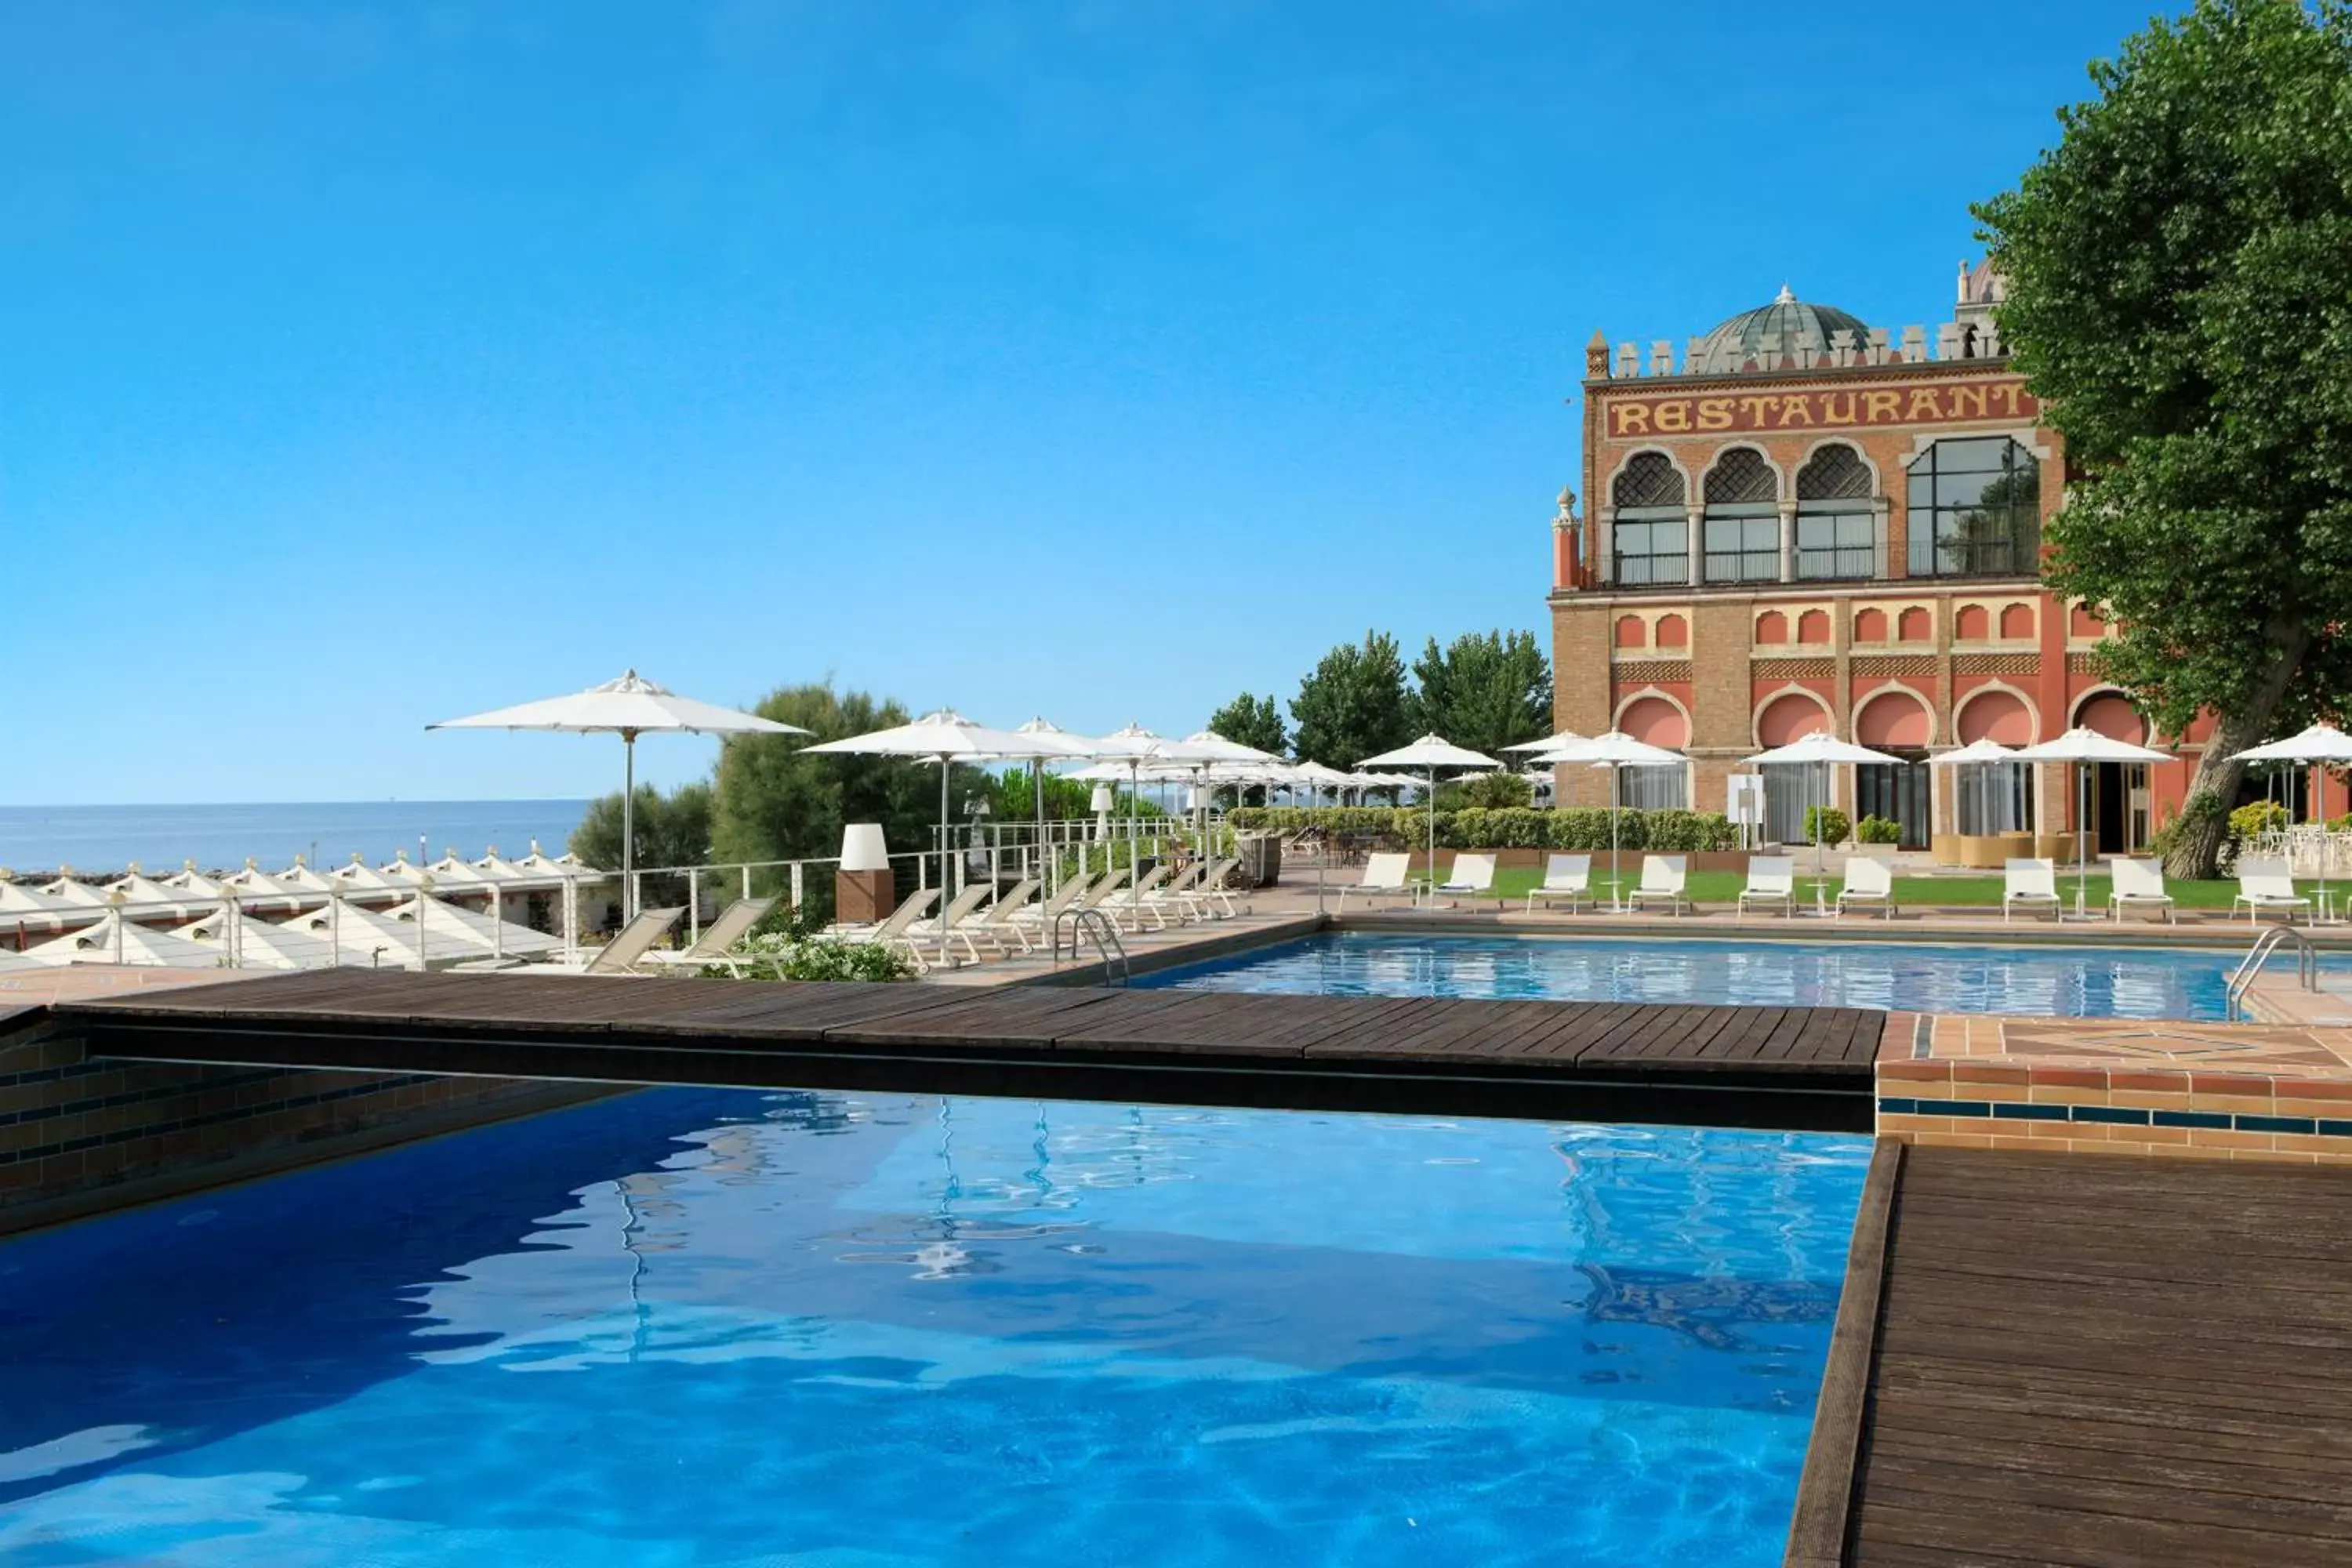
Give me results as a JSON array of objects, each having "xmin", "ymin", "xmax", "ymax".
[
  {"xmin": 1987, "ymin": 1102, "xmax": 2069, "ymax": 1123},
  {"xmin": 2235, "ymin": 1114, "xmax": 2317, "ymax": 1135},
  {"xmin": 1910, "ymin": 1099, "xmax": 1991, "ymax": 1118},
  {"xmin": 2321, "ymin": 1120, "xmax": 2352, "ymax": 1138},
  {"xmin": 2153, "ymin": 1110, "xmax": 2233, "ymax": 1130},
  {"xmin": 1877, "ymin": 1098, "xmax": 1919, "ymax": 1116},
  {"xmin": 2071, "ymin": 1105, "xmax": 2151, "ymax": 1127}
]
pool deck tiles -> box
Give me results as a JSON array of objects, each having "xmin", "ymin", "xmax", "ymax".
[{"xmin": 1788, "ymin": 1141, "xmax": 2352, "ymax": 1567}]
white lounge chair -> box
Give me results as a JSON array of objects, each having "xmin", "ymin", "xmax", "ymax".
[
  {"xmin": 1524, "ymin": 854, "xmax": 1592, "ymax": 913},
  {"xmin": 1097, "ymin": 866, "xmax": 1174, "ymax": 931},
  {"xmin": 1431, "ymin": 852, "xmax": 1498, "ymax": 907},
  {"xmin": 967, "ymin": 877, "xmax": 1042, "ymax": 953},
  {"xmin": 2108, "ymin": 857, "xmax": 2175, "ymax": 924},
  {"xmin": 1337, "ymin": 851, "xmax": 1417, "ymax": 913},
  {"xmin": 636, "ymin": 895, "xmax": 779, "ymax": 976},
  {"xmin": 902, "ymin": 882, "xmax": 999, "ymax": 967},
  {"xmin": 573, "ymin": 906, "xmax": 687, "ymax": 975},
  {"xmin": 822, "ymin": 885, "xmax": 938, "ymax": 945},
  {"xmin": 1835, "ymin": 857, "xmax": 1896, "ymax": 920},
  {"xmin": 1625, "ymin": 855, "xmax": 1691, "ymax": 916},
  {"xmin": 1737, "ymin": 855, "xmax": 1795, "ymax": 920},
  {"xmin": 2234, "ymin": 856, "xmax": 2312, "ymax": 925},
  {"xmin": 2002, "ymin": 858, "xmax": 2060, "ymax": 923},
  {"xmin": 1009, "ymin": 871, "xmax": 1097, "ymax": 944},
  {"xmin": 1181, "ymin": 857, "xmax": 1247, "ymax": 920}
]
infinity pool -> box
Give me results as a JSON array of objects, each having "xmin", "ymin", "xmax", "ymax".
[
  {"xmin": 1142, "ymin": 932, "xmax": 2261, "ymax": 1019},
  {"xmin": 0, "ymin": 1088, "xmax": 1867, "ymax": 1566}
]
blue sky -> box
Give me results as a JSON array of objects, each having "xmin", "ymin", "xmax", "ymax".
[{"xmin": 4, "ymin": 0, "xmax": 2160, "ymax": 804}]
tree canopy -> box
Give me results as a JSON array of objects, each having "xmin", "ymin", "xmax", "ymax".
[
  {"xmin": 1290, "ymin": 631, "xmax": 1414, "ymax": 768},
  {"xmin": 1408, "ymin": 630, "xmax": 1552, "ymax": 757},
  {"xmin": 1974, "ymin": 0, "xmax": 2352, "ymax": 874},
  {"xmin": 1206, "ymin": 691, "xmax": 1290, "ymax": 757},
  {"xmin": 568, "ymin": 779, "xmax": 713, "ymax": 910}
]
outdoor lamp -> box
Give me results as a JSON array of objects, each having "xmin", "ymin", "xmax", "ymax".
[
  {"xmin": 1090, "ymin": 783, "xmax": 1114, "ymax": 813},
  {"xmin": 840, "ymin": 824, "xmax": 889, "ymax": 873}
]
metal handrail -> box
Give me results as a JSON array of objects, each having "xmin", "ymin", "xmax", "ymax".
[
  {"xmin": 2226, "ymin": 924, "xmax": 2320, "ymax": 1020},
  {"xmin": 1051, "ymin": 907, "xmax": 1130, "ymax": 987}
]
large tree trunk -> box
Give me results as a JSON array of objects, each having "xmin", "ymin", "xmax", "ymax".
[{"xmin": 2162, "ymin": 633, "xmax": 2307, "ymax": 880}]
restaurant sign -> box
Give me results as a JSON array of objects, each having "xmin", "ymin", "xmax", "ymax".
[{"xmin": 1604, "ymin": 379, "xmax": 2038, "ymax": 438}]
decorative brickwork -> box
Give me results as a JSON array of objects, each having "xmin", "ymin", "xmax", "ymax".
[
  {"xmin": 1951, "ymin": 654, "xmax": 2041, "ymax": 675},
  {"xmin": 2066, "ymin": 652, "xmax": 2103, "ymax": 673},
  {"xmin": 1609, "ymin": 658, "xmax": 1691, "ymax": 681},
  {"xmin": 1849, "ymin": 655, "xmax": 1938, "ymax": 677},
  {"xmin": 1750, "ymin": 658, "xmax": 1835, "ymax": 680}
]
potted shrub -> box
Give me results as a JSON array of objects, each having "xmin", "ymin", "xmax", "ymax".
[{"xmin": 1855, "ymin": 815, "xmax": 1904, "ymax": 861}]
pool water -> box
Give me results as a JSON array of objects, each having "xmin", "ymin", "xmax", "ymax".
[
  {"xmin": 1142, "ymin": 932, "xmax": 2259, "ymax": 1020},
  {"xmin": 0, "ymin": 1089, "xmax": 1867, "ymax": 1566}
]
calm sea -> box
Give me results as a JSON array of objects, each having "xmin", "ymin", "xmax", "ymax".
[{"xmin": 0, "ymin": 801, "xmax": 592, "ymax": 877}]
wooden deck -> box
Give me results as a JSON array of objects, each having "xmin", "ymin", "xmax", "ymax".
[
  {"xmin": 44, "ymin": 969, "xmax": 1883, "ymax": 1130},
  {"xmin": 1788, "ymin": 1142, "xmax": 2352, "ymax": 1566}
]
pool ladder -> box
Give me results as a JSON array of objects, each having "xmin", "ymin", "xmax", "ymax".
[
  {"xmin": 2225, "ymin": 924, "xmax": 2320, "ymax": 1020},
  {"xmin": 1052, "ymin": 907, "xmax": 1131, "ymax": 987}
]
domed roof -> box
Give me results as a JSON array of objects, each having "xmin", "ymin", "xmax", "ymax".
[{"xmin": 1695, "ymin": 285, "xmax": 1871, "ymax": 363}]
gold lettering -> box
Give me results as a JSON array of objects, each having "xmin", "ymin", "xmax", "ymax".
[
  {"xmin": 1950, "ymin": 385, "xmax": 1988, "ymax": 419},
  {"xmin": 1994, "ymin": 383, "xmax": 2024, "ymax": 416},
  {"xmin": 1696, "ymin": 397, "xmax": 1733, "ymax": 431},
  {"xmin": 1905, "ymin": 388, "xmax": 1945, "ymax": 421},
  {"xmin": 1774, "ymin": 394, "xmax": 1816, "ymax": 427},
  {"xmin": 1653, "ymin": 399, "xmax": 1690, "ymax": 433},
  {"xmin": 1863, "ymin": 390, "xmax": 1901, "ymax": 423},
  {"xmin": 1735, "ymin": 396, "xmax": 1773, "ymax": 429},
  {"xmin": 1820, "ymin": 391, "xmax": 1859, "ymax": 426},
  {"xmin": 1613, "ymin": 402, "xmax": 1650, "ymax": 436}
]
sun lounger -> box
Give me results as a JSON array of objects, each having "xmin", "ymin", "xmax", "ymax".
[
  {"xmin": 900, "ymin": 882, "xmax": 999, "ymax": 967},
  {"xmin": 1625, "ymin": 855, "xmax": 1691, "ymax": 916},
  {"xmin": 1431, "ymin": 852, "xmax": 1497, "ymax": 907},
  {"xmin": 1835, "ymin": 856, "xmax": 1896, "ymax": 920},
  {"xmin": 822, "ymin": 884, "xmax": 937, "ymax": 942},
  {"xmin": 967, "ymin": 877, "xmax": 1042, "ymax": 953},
  {"xmin": 2002, "ymin": 858, "xmax": 2061, "ymax": 922},
  {"xmin": 1524, "ymin": 854, "xmax": 1592, "ymax": 913},
  {"xmin": 635, "ymin": 896, "xmax": 779, "ymax": 976},
  {"xmin": 1181, "ymin": 857, "xmax": 1246, "ymax": 919},
  {"xmin": 572, "ymin": 906, "xmax": 686, "ymax": 975},
  {"xmin": 1737, "ymin": 855, "xmax": 1795, "ymax": 920},
  {"xmin": 2108, "ymin": 856, "xmax": 2175, "ymax": 924},
  {"xmin": 1010, "ymin": 871, "xmax": 1096, "ymax": 941},
  {"xmin": 1337, "ymin": 851, "xmax": 1417, "ymax": 913},
  {"xmin": 1097, "ymin": 866, "xmax": 1175, "ymax": 931},
  {"xmin": 2233, "ymin": 856, "xmax": 2312, "ymax": 925}
]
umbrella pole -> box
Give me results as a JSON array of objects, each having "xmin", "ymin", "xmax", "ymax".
[
  {"xmin": 620, "ymin": 729, "xmax": 637, "ymax": 923},
  {"xmin": 940, "ymin": 759, "xmax": 953, "ymax": 971},
  {"xmin": 1610, "ymin": 764, "xmax": 1620, "ymax": 912},
  {"xmin": 1034, "ymin": 763, "xmax": 1047, "ymax": 892},
  {"xmin": 1427, "ymin": 765, "xmax": 1437, "ymax": 905}
]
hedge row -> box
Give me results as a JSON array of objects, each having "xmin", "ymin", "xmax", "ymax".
[{"xmin": 1226, "ymin": 805, "xmax": 1739, "ymax": 852}]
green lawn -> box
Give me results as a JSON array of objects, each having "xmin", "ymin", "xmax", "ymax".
[{"xmin": 1398, "ymin": 865, "xmax": 2296, "ymax": 910}]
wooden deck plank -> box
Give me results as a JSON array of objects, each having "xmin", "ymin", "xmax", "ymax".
[{"xmin": 1797, "ymin": 1145, "xmax": 2352, "ymax": 1568}]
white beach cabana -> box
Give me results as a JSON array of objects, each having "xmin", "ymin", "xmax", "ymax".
[
  {"xmin": 430, "ymin": 669, "xmax": 809, "ymax": 919},
  {"xmin": 187, "ymin": 905, "xmax": 351, "ymax": 970},
  {"xmin": 2015, "ymin": 727, "xmax": 2175, "ymax": 918},
  {"xmin": 24, "ymin": 909, "xmax": 225, "ymax": 968},
  {"xmin": 0, "ymin": 878, "xmax": 96, "ymax": 936}
]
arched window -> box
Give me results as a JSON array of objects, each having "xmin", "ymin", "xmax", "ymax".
[
  {"xmin": 1906, "ymin": 437, "xmax": 2041, "ymax": 578},
  {"xmin": 1610, "ymin": 454, "xmax": 1687, "ymax": 587},
  {"xmin": 1794, "ymin": 443, "xmax": 1878, "ymax": 580},
  {"xmin": 1701, "ymin": 448, "xmax": 1779, "ymax": 584}
]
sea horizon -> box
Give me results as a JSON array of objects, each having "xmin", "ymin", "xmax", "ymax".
[{"xmin": 0, "ymin": 800, "xmax": 593, "ymax": 878}]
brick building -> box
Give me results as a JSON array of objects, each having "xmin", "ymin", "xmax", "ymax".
[{"xmin": 1546, "ymin": 264, "xmax": 2212, "ymax": 860}]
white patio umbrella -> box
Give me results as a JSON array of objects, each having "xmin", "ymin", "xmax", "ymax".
[
  {"xmin": 430, "ymin": 670, "xmax": 808, "ymax": 919},
  {"xmin": 806, "ymin": 711, "xmax": 1094, "ymax": 968},
  {"xmin": 1537, "ymin": 731, "xmax": 1687, "ymax": 908},
  {"xmin": 1929, "ymin": 738, "xmax": 2024, "ymax": 848},
  {"xmin": 1504, "ymin": 727, "xmax": 1588, "ymax": 754},
  {"xmin": 1292, "ymin": 760, "xmax": 1352, "ymax": 810},
  {"xmin": 1357, "ymin": 735, "xmax": 1502, "ymax": 891},
  {"xmin": 1741, "ymin": 729, "xmax": 1906, "ymax": 902},
  {"xmin": 2013, "ymin": 727, "xmax": 2173, "ymax": 917},
  {"xmin": 1171, "ymin": 731, "xmax": 1278, "ymax": 860},
  {"xmin": 2230, "ymin": 723, "xmax": 2352, "ymax": 916},
  {"xmin": 1014, "ymin": 717, "xmax": 1101, "ymax": 883}
]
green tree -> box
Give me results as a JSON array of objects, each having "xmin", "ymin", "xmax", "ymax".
[
  {"xmin": 1409, "ymin": 630, "xmax": 1553, "ymax": 755},
  {"xmin": 1975, "ymin": 0, "xmax": 2352, "ymax": 877},
  {"xmin": 1207, "ymin": 692, "xmax": 1290, "ymax": 757},
  {"xmin": 1290, "ymin": 631, "xmax": 1414, "ymax": 768},
  {"xmin": 569, "ymin": 779, "xmax": 715, "ymax": 909},
  {"xmin": 710, "ymin": 684, "xmax": 983, "ymax": 914}
]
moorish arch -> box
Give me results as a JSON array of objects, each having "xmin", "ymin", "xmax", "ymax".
[
  {"xmin": 1615, "ymin": 691, "xmax": 1692, "ymax": 747},
  {"xmin": 1955, "ymin": 603, "xmax": 1991, "ymax": 641},
  {"xmin": 2074, "ymin": 687, "xmax": 2151, "ymax": 744},
  {"xmin": 1614, "ymin": 615, "xmax": 1647, "ymax": 649},
  {"xmin": 1854, "ymin": 685, "xmax": 1935, "ymax": 749},
  {"xmin": 1754, "ymin": 687, "xmax": 1835, "ymax": 748},
  {"xmin": 1955, "ymin": 684, "xmax": 2037, "ymax": 746}
]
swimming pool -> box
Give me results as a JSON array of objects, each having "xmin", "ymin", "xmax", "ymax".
[
  {"xmin": 0, "ymin": 1088, "xmax": 1867, "ymax": 1566},
  {"xmin": 1142, "ymin": 931, "xmax": 2266, "ymax": 1019}
]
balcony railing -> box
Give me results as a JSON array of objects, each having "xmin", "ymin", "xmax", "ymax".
[
  {"xmin": 1909, "ymin": 528, "xmax": 2041, "ymax": 579},
  {"xmin": 1703, "ymin": 550, "xmax": 1780, "ymax": 585},
  {"xmin": 1795, "ymin": 545, "xmax": 1879, "ymax": 581},
  {"xmin": 1613, "ymin": 553, "xmax": 1690, "ymax": 587}
]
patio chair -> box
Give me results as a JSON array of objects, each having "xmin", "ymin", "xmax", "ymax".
[
  {"xmin": 820, "ymin": 885, "xmax": 938, "ymax": 945},
  {"xmin": 574, "ymin": 906, "xmax": 688, "ymax": 975},
  {"xmin": 967, "ymin": 877, "xmax": 1042, "ymax": 953},
  {"xmin": 1736, "ymin": 855, "xmax": 1795, "ymax": 920},
  {"xmin": 902, "ymin": 882, "xmax": 1000, "ymax": 967},
  {"xmin": 1625, "ymin": 855, "xmax": 1691, "ymax": 916},
  {"xmin": 2108, "ymin": 857, "xmax": 2175, "ymax": 924},
  {"xmin": 1337, "ymin": 851, "xmax": 1417, "ymax": 913},
  {"xmin": 2233, "ymin": 856, "xmax": 2313, "ymax": 925},
  {"xmin": 1097, "ymin": 865, "xmax": 1175, "ymax": 932},
  {"xmin": 635, "ymin": 895, "xmax": 779, "ymax": 976},
  {"xmin": 1524, "ymin": 854, "xmax": 1592, "ymax": 914},
  {"xmin": 1178, "ymin": 857, "xmax": 1247, "ymax": 919},
  {"xmin": 1431, "ymin": 852, "xmax": 1498, "ymax": 908},
  {"xmin": 1835, "ymin": 856, "xmax": 1897, "ymax": 920},
  {"xmin": 2002, "ymin": 858, "xmax": 2061, "ymax": 923}
]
